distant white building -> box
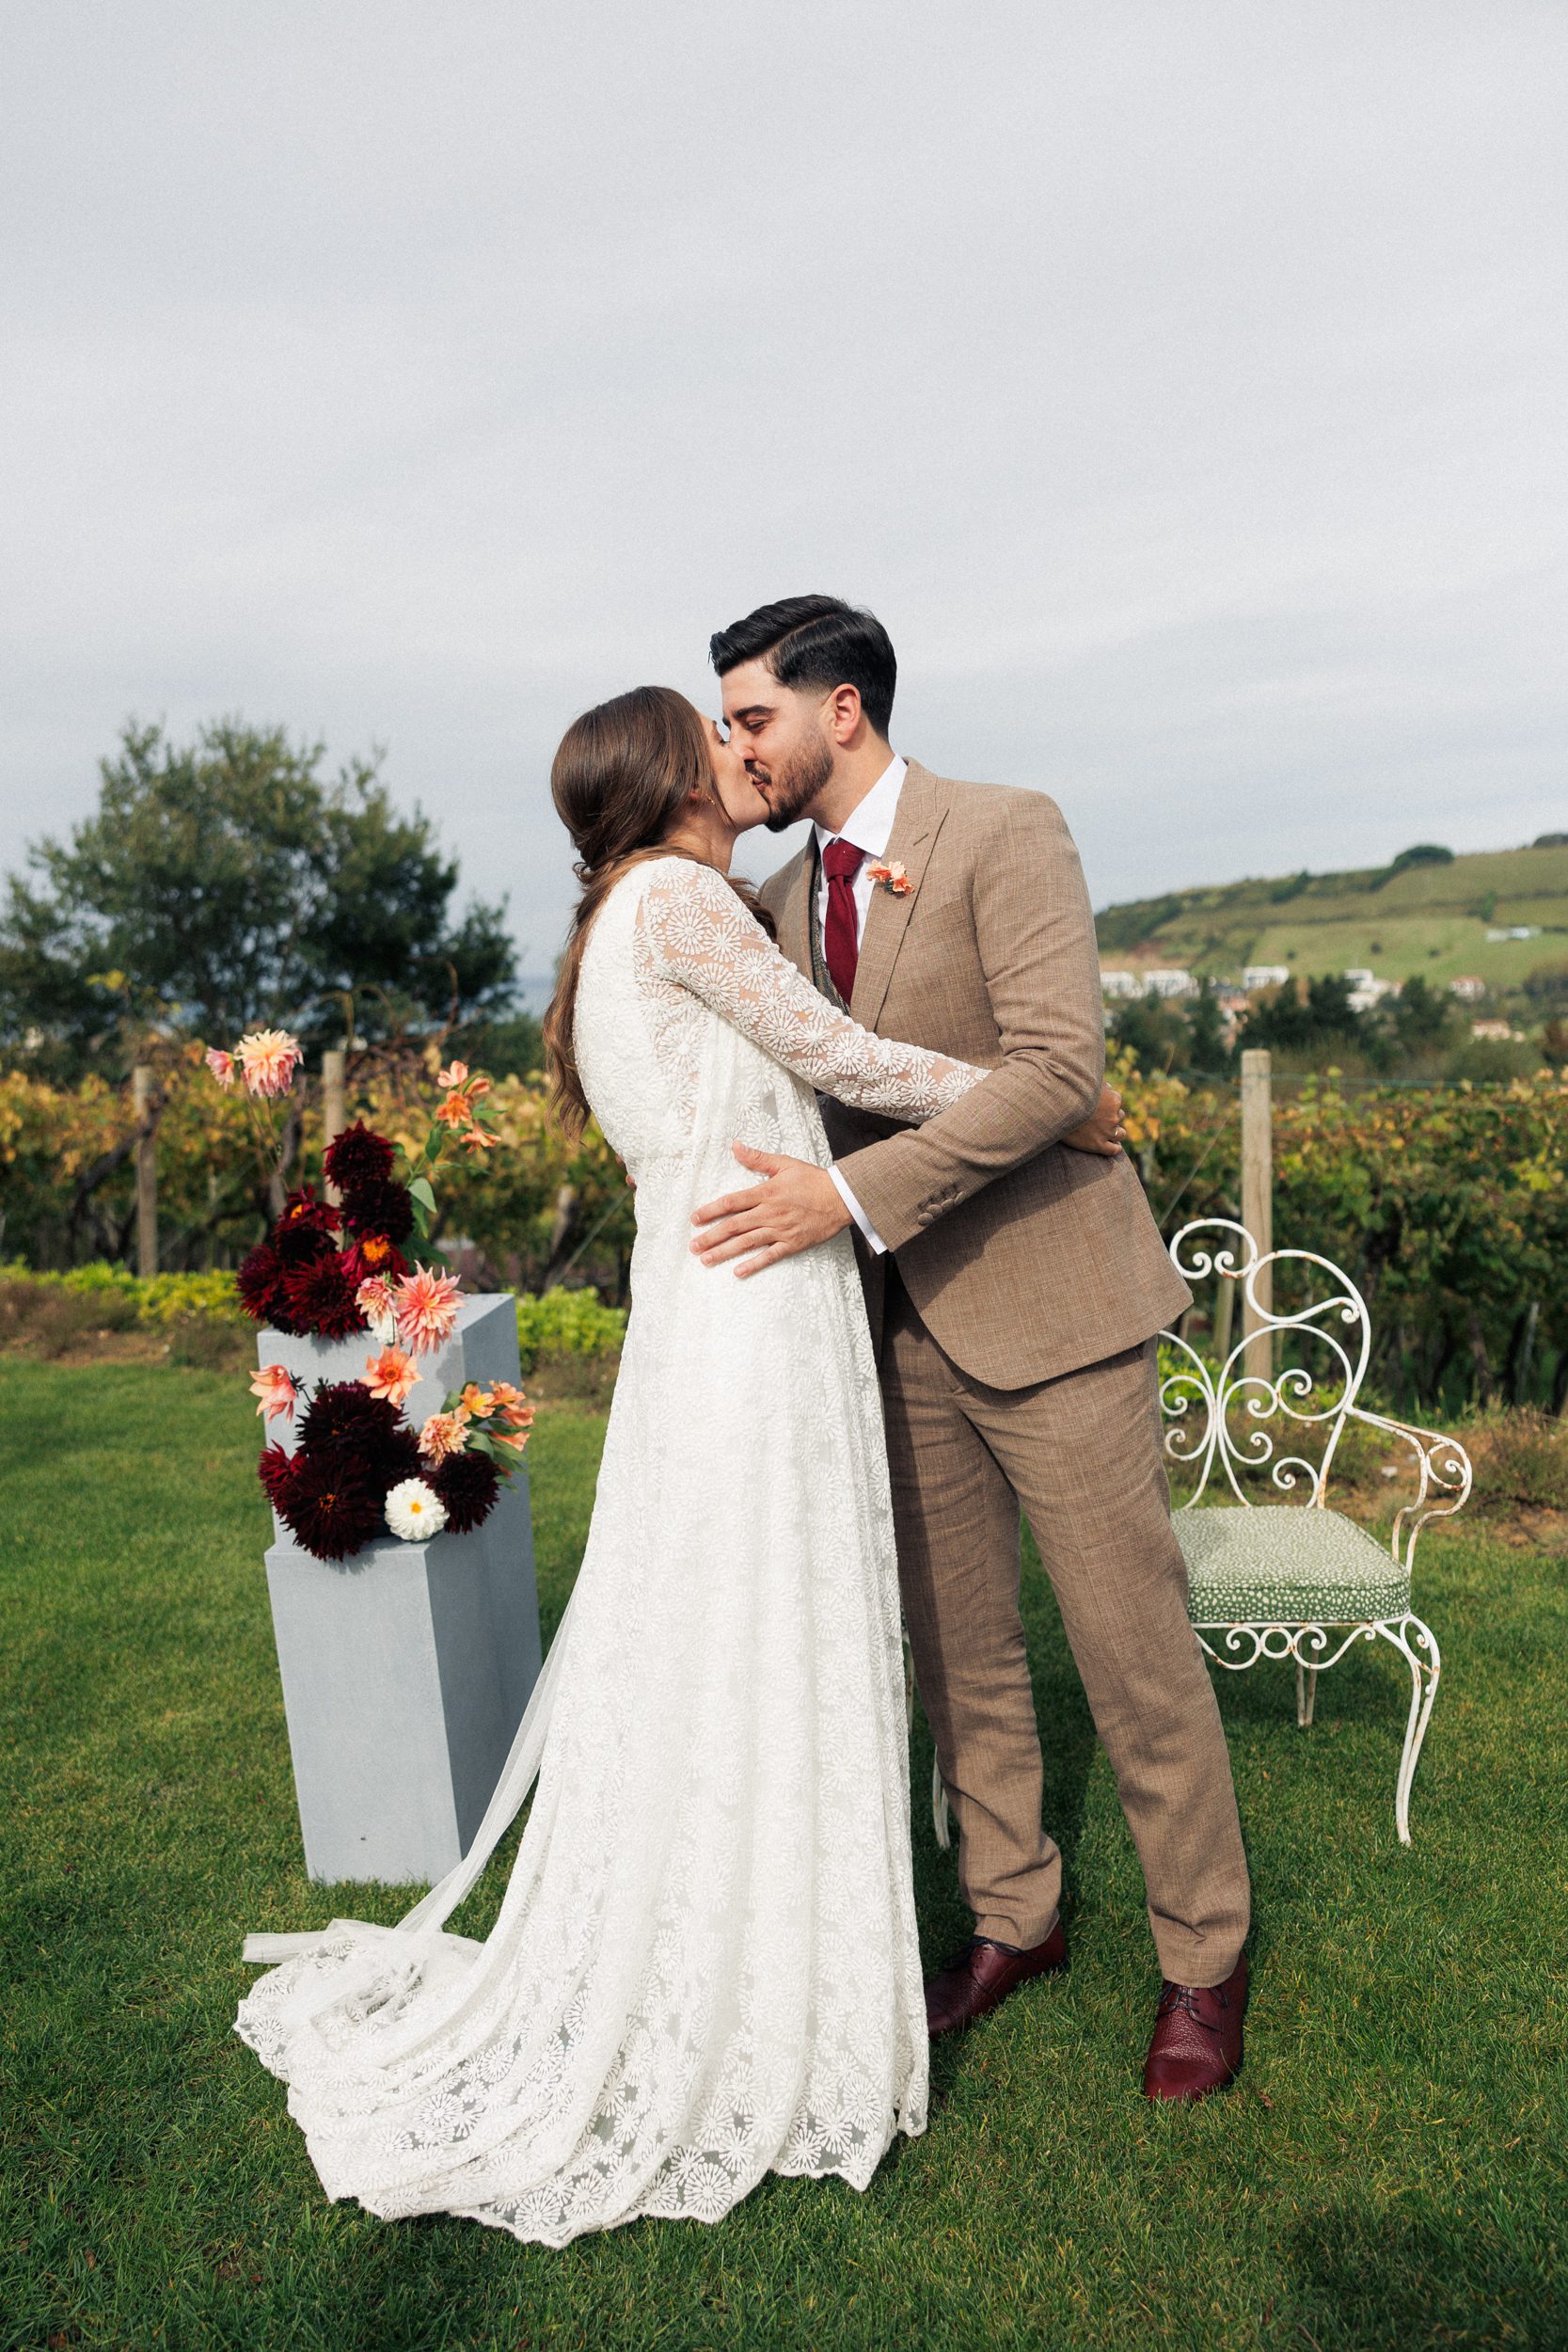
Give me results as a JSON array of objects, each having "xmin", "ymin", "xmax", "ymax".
[
  {"xmin": 1098, "ymin": 968, "xmax": 1197, "ymax": 1001},
  {"xmin": 1449, "ymin": 976, "xmax": 1487, "ymax": 1002},
  {"xmin": 1344, "ymin": 968, "xmax": 1400, "ymax": 1011},
  {"xmin": 1471, "ymin": 1019, "xmax": 1523, "ymax": 1041},
  {"xmin": 1243, "ymin": 964, "xmax": 1292, "ymax": 992},
  {"xmin": 1486, "ymin": 926, "xmax": 1541, "ymax": 943},
  {"xmin": 1215, "ymin": 989, "xmax": 1252, "ymax": 1041}
]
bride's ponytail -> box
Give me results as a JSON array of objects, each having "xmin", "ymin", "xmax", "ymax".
[{"xmin": 543, "ymin": 687, "xmax": 772, "ymax": 1139}]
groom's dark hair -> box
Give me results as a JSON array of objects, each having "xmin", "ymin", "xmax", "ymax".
[{"xmin": 709, "ymin": 596, "xmax": 897, "ymax": 739}]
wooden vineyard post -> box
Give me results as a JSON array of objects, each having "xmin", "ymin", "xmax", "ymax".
[
  {"xmin": 1241, "ymin": 1048, "xmax": 1274, "ymax": 1385},
  {"xmin": 132, "ymin": 1064, "xmax": 158, "ymax": 1278},
  {"xmin": 322, "ymin": 1048, "xmax": 347, "ymax": 1202}
]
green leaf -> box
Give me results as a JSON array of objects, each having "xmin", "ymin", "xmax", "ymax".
[{"xmin": 408, "ymin": 1176, "xmax": 436, "ymax": 1214}]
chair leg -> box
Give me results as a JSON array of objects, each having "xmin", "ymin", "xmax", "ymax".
[
  {"xmin": 1295, "ymin": 1661, "xmax": 1319, "ymax": 1727},
  {"xmin": 1380, "ymin": 1615, "xmax": 1442, "ymax": 1845}
]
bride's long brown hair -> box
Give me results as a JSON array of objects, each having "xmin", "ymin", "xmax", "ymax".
[{"xmin": 543, "ymin": 685, "xmax": 773, "ymax": 1137}]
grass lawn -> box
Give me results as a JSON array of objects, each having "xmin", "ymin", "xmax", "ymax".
[{"xmin": 3, "ymin": 1359, "xmax": 1566, "ymax": 2352}]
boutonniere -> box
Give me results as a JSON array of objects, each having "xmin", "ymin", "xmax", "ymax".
[{"xmin": 865, "ymin": 859, "xmax": 913, "ymax": 897}]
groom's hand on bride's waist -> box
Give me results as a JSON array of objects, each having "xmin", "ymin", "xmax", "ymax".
[{"xmin": 690, "ymin": 1143, "xmax": 850, "ymax": 1277}]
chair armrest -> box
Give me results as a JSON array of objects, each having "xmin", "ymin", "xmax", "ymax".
[{"xmin": 1347, "ymin": 1408, "xmax": 1474, "ymax": 1569}]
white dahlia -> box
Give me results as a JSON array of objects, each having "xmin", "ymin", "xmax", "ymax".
[{"xmin": 385, "ymin": 1478, "xmax": 449, "ymax": 1543}]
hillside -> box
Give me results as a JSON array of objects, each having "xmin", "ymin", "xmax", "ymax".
[{"xmin": 1095, "ymin": 840, "xmax": 1568, "ymax": 991}]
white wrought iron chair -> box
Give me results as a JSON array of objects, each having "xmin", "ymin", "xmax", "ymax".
[
  {"xmin": 921, "ymin": 1216, "xmax": 1471, "ymax": 1852},
  {"xmin": 1158, "ymin": 1217, "xmax": 1471, "ymax": 1842}
]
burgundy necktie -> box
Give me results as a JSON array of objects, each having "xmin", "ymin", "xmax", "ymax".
[{"xmin": 821, "ymin": 838, "xmax": 865, "ymax": 1008}]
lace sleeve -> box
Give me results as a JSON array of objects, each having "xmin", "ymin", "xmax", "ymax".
[{"xmin": 639, "ymin": 860, "xmax": 982, "ymax": 1120}]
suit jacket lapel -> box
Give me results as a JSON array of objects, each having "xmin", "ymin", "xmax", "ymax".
[{"xmin": 850, "ymin": 761, "xmax": 947, "ymax": 1031}]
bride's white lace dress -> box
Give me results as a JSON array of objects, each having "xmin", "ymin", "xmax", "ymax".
[{"xmin": 235, "ymin": 855, "xmax": 981, "ymax": 2247}]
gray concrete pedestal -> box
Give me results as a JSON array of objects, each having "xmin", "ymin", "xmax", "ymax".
[{"xmin": 256, "ymin": 1293, "xmax": 543, "ymax": 1883}]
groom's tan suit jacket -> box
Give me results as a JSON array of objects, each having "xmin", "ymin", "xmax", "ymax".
[{"xmin": 757, "ymin": 760, "xmax": 1190, "ymax": 1388}]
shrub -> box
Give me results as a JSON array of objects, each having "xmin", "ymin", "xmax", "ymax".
[
  {"xmin": 164, "ymin": 1313, "xmax": 255, "ymax": 1372},
  {"xmin": 1466, "ymin": 1409, "xmax": 1568, "ymax": 1510},
  {"xmin": 0, "ymin": 1263, "xmax": 629, "ymax": 1380},
  {"xmin": 515, "ymin": 1287, "xmax": 626, "ymax": 1371},
  {"xmin": 0, "ymin": 1274, "xmax": 141, "ymax": 1357}
]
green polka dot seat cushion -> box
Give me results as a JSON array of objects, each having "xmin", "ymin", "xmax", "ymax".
[{"xmin": 1175, "ymin": 1505, "xmax": 1411, "ymax": 1626}]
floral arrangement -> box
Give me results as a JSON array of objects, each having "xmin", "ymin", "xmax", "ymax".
[
  {"xmin": 252, "ymin": 1364, "xmax": 533, "ymax": 1561},
  {"xmin": 207, "ymin": 1034, "xmax": 530, "ymax": 1562},
  {"xmin": 866, "ymin": 859, "xmax": 913, "ymax": 897},
  {"xmin": 208, "ymin": 1037, "xmax": 498, "ymax": 1342}
]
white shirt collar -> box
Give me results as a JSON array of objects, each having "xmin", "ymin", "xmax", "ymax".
[{"xmin": 814, "ymin": 755, "xmax": 907, "ymax": 864}]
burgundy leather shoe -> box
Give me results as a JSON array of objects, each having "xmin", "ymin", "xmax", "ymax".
[
  {"xmin": 925, "ymin": 1922, "xmax": 1069, "ymax": 2037},
  {"xmin": 1141, "ymin": 1951, "xmax": 1249, "ymax": 2102}
]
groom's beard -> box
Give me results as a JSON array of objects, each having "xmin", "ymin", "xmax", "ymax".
[{"xmin": 756, "ymin": 730, "xmax": 834, "ymax": 832}]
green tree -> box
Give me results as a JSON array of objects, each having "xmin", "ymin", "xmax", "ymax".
[
  {"xmin": 1184, "ymin": 985, "xmax": 1235, "ymax": 1077},
  {"xmin": 1108, "ymin": 990, "xmax": 1187, "ymax": 1073},
  {"xmin": 0, "ymin": 720, "xmax": 515, "ymax": 1072},
  {"xmin": 1376, "ymin": 842, "xmax": 1454, "ymax": 885},
  {"xmin": 1238, "ymin": 974, "xmax": 1366, "ymax": 1059},
  {"xmin": 1389, "ymin": 973, "xmax": 1453, "ymax": 1050},
  {"xmin": 459, "ymin": 1009, "xmax": 546, "ymax": 1080}
]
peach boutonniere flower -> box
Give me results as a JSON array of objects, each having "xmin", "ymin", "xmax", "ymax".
[{"xmin": 866, "ymin": 859, "xmax": 913, "ymax": 897}]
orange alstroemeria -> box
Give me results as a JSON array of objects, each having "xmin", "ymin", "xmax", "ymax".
[
  {"xmin": 486, "ymin": 1380, "xmax": 532, "ymax": 1422},
  {"xmin": 249, "ymin": 1362, "xmax": 297, "ymax": 1421}
]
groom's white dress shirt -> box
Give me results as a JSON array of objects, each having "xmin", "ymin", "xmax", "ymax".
[{"xmin": 816, "ymin": 755, "xmax": 907, "ymax": 1258}]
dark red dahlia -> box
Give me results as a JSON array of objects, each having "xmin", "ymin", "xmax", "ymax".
[
  {"xmin": 276, "ymin": 1455, "xmax": 383, "ymax": 1562},
  {"xmin": 341, "ymin": 1233, "xmax": 410, "ymax": 1288},
  {"xmin": 258, "ymin": 1443, "xmax": 297, "ymax": 1507},
  {"xmin": 272, "ymin": 1216, "xmax": 338, "ymax": 1275},
  {"xmin": 277, "ymin": 1184, "xmax": 341, "ymax": 1235},
  {"xmin": 298, "ymin": 1380, "xmax": 402, "ymax": 1460},
  {"xmin": 339, "ymin": 1176, "xmax": 415, "ymax": 1244},
  {"xmin": 377, "ymin": 1424, "xmax": 423, "ymax": 1486},
  {"xmin": 429, "ymin": 1448, "xmax": 499, "ymax": 1534},
  {"xmin": 324, "ymin": 1120, "xmax": 395, "ymax": 1192},
  {"xmin": 236, "ymin": 1240, "xmax": 291, "ymax": 1327},
  {"xmin": 295, "ymin": 1382, "xmax": 421, "ymax": 1489},
  {"xmin": 282, "ymin": 1252, "xmax": 366, "ymax": 1339}
]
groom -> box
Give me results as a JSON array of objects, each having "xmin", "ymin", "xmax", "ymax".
[{"xmin": 692, "ymin": 596, "xmax": 1252, "ymax": 2102}]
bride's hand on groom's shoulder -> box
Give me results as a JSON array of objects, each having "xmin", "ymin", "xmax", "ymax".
[
  {"xmin": 1063, "ymin": 1084, "xmax": 1127, "ymax": 1158},
  {"xmin": 690, "ymin": 1143, "xmax": 850, "ymax": 1277}
]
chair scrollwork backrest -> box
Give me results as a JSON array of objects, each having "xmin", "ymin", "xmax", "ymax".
[{"xmin": 1160, "ymin": 1217, "xmax": 1371, "ymax": 1510}]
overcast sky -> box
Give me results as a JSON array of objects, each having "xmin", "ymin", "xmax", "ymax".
[{"xmin": 3, "ymin": 1, "xmax": 1564, "ymax": 984}]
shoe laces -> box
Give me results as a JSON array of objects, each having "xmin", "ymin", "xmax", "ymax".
[{"xmin": 1158, "ymin": 1979, "xmax": 1227, "ymax": 2027}]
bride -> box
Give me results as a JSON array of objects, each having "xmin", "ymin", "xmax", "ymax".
[{"xmin": 235, "ymin": 685, "xmax": 1113, "ymax": 2246}]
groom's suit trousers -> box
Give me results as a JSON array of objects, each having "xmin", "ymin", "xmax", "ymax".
[{"xmin": 880, "ymin": 1265, "xmax": 1251, "ymax": 1985}]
